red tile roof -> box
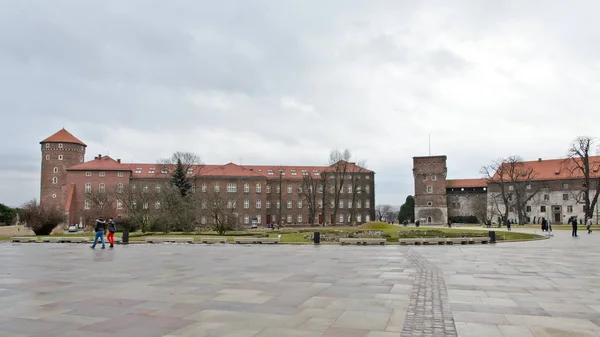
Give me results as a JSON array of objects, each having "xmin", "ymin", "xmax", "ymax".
[
  {"xmin": 67, "ymin": 156, "xmax": 128, "ymax": 171},
  {"xmin": 446, "ymin": 179, "xmax": 487, "ymax": 188},
  {"xmin": 40, "ymin": 128, "xmax": 87, "ymax": 146},
  {"xmin": 203, "ymin": 163, "xmax": 267, "ymax": 177},
  {"xmin": 493, "ymin": 156, "xmax": 600, "ymax": 181}
]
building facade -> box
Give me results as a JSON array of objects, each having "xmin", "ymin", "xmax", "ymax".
[
  {"xmin": 40, "ymin": 129, "xmax": 376, "ymax": 228},
  {"xmin": 413, "ymin": 155, "xmax": 600, "ymax": 225}
]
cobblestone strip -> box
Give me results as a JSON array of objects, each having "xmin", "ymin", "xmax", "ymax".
[{"xmin": 401, "ymin": 249, "xmax": 457, "ymax": 337}]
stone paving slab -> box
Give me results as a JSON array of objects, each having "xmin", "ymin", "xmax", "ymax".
[{"xmin": 0, "ymin": 228, "xmax": 599, "ymax": 336}]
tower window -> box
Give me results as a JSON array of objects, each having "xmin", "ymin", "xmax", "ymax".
[
  {"xmin": 80, "ymin": 156, "xmax": 83, "ymax": 162},
  {"xmin": 58, "ymin": 143, "xmax": 63, "ymax": 148},
  {"xmin": 53, "ymin": 167, "xmax": 58, "ymax": 173},
  {"xmin": 423, "ymin": 175, "xmax": 427, "ymax": 181},
  {"xmin": 58, "ymin": 155, "xmax": 63, "ymax": 160},
  {"xmin": 432, "ymin": 174, "xmax": 437, "ymax": 181},
  {"xmin": 427, "ymin": 186, "xmax": 433, "ymax": 193},
  {"xmin": 52, "ymin": 194, "xmax": 57, "ymax": 199},
  {"xmin": 86, "ymin": 172, "xmax": 92, "ymax": 177},
  {"xmin": 52, "ymin": 177, "xmax": 58, "ymax": 184},
  {"xmin": 427, "ymin": 201, "xmax": 433, "ymax": 206},
  {"xmin": 45, "ymin": 143, "xmax": 50, "ymax": 149},
  {"xmin": 45, "ymin": 155, "xmax": 50, "ymax": 160}
]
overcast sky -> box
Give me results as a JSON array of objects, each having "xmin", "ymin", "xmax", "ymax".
[{"xmin": 1, "ymin": 0, "xmax": 600, "ymax": 208}]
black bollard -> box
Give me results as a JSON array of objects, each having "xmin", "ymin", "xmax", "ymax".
[
  {"xmin": 313, "ymin": 231, "xmax": 321, "ymax": 245},
  {"xmin": 488, "ymin": 231, "xmax": 496, "ymax": 244},
  {"xmin": 122, "ymin": 230, "xmax": 129, "ymax": 244}
]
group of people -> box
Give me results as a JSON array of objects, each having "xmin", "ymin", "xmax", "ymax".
[
  {"xmin": 540, "ymin": 217, "xmax": 552, "ymax": 232},
  {"xmin": 569, "ymin": 216, "xmax": 593, "ymax": 237},
  {"xmin": 90, "ymin": 216, "xmax": 116, "ymax": 249}
]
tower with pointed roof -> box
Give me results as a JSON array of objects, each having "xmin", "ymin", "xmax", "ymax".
[{"xmin": 40, "ymin": 128, "xmax": 87, "ymax": 208}]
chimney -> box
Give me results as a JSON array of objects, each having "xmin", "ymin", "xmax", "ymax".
[
  {"xmin": 117, "ymin": 159, "xmax": 121, "ymax": 164},
  {"xmin": 538, "ymin": 158, "xmax": 542, "ymax": 162},
  {"xmin": 98, "ymin": 154, "xmax": 102, "ymax": 159}
]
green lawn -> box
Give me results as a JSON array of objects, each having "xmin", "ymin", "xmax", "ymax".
[{"xmin": 0, "ymin": 222, "xmax": 543, "ymax": 243}]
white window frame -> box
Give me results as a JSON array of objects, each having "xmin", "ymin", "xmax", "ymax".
[
  {"xmin": 347, "ymin": 184, "xmax": 352, "ymax": 193},
  {"xmin": 85, "ymin": 183, "xmax": 91, "ymax": 193},
  {"xmin": 58, "ymin": 143, "xmax": 63, "ymax": 149},
  {"xmin": 287, "ymin": 184, "xmax": 292, "ymax": 193},
  {"xmin": 214, "ymin": 183, "xmax": 220, "ymax": 192},
  {"xmin": 244, "ymin": 183, "xmax": 249, "ymax": 193},
  {"xmin": 276, "ymin": 200, "xmax": 281, "ymax": 209},
  {"xmin": 432, "ymin": 174, "xmax": 437, "ymax": 181},
  {"xmin": 338, "ymin": 214, "xmax": 344, "ymax": 223},
  {"xmin": 85, "ymin": 172, "xmax": 92, "ymax": 177},
  {"xmin": 227, "ymin": 183, "xmax": 237, "ymax": 193},
  {"xmin": 357, "ymin": 200, "xmax": 362, "ymax": 208},
  {"xmin": 297, "ymin": 200, "xmax": 302, "ymax": 209},
  {"xmin": 366, "ymin": 214, "xmax": 370, "ymax": 222},
  {"xmin": 291, "ymin": 170, "xmax": 297, "ymax": 176},
  {"xmin": 297, "ymin": 214, "xmax": 303, "ymax": 223},
  {"xmin": 52, "ymin": 177, "xmax": 58, "ymax": 184},
  {"xmin": 256, "ymin": 183, "xmax": 262, "ymax": 193},
  {"xmin": 347, "ymin": 200, "xmax": 352, "ymax": 208},
  {"xmin": 287, "ymin": 201, "xmax": 292, "ymax": 209},
  {"xmin": 266, "ymin": 185, "xmax": 271, "ymax": 193},
  {"xmin": 287, "ymin": 215, "xmax": 292, "ymax": 223},
  {"xmin": 52, "ymin": 194, "xmax": 57, "ymax": 199},
  {"xmin": 244, "ymin": 199, "xmax": 249, "ymax": 209},
  {"xmin": 45, "ymin": 143, "xmax": 50, "ymax": 149},
  {"xmin": 357, "ymin": 214, "xmax": 362, "ymax": 222},
  {"xmin": 45, "ymin": 155, "xmax": 50, "ymax": 160},
  {"xmin": 117, "ymin": 183, "xmax": 123, "ymax": 193},
  {"xmin": 202, "ymin": 183, "xmax": 207, "ymax": 192},
  {"xmin": 257, "ymin": 215, "xmax": 262, "ymax": 224},
  {"xmin": 58, "ymin": 155, "xmax": 63, "ymax": 160},
  {"xmin": 187, "ymin": 168, "xmax": 193, "ymax": 175},
  {"xmin": 99, "ymin": 183, "xmax": 105, "ymax": 193},
  {"xmin": 298, "ymin": 185, "xmax": 303, "ymax": 193},
  {"xmin": 118, "ymin": 172, "xmax": 124, "ymax": 177},
  {"xmin": 84, "ymin": 199, "xmax": 90, "ymax": 210},
  {"xmin": 135, "ymin": 168, "xmax": 142, "ymax": 174},
  {"xmin": 155, "ymin": 202, "xmax": 160, "ymax": 209},
  {"xmin": 201, "ymin": 216, "xmax": 207, "ymax": 225},
  {"xmin": 339, "ymin": 200, "xmax": 343, "ymax": 208},
  {"xmin": 365, "ymin": 185, "xmax": 370, "ymax": 193},
  {"xmin": 266, "ymin": 200, "xmax": 271, "ymax": 209},
  {"xmin": 318, "ymin": 200, "xmax": 323, "ymax": 208},
  {"xmin": 365, "ymin": 200, "xmax": 370, "ymax": 208},
  {"xmin": 256, "ymin": 199, "xmax": 262, "ymax": 209},
  {"xmin": 244, "ymin": 215, "xmax": 250, "ymax": 224},
  {"xmin": 427, "ymin": 186, "xmax": 433, "ymax": 193},
  {"xmin": 53, "ymin": 167, "xmax": 58, "ymax": 173},
  {"xmin": 267, "ymin": 170, "xmax": 274, "ymax": 175},
  {"xmin": 99, "ymin": 172, "xmax": 105, "ymax": 177}
]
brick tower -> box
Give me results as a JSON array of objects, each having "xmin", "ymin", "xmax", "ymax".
[
  {"xmin": 413, "ymin": 155, "xmax": 448, "ymax": 224},
  {"xmin": 40, "ymin": 129, "xmax": 86, "ymax": 208}
]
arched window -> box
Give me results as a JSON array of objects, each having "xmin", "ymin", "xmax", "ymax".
[
  {"xmin": 427, "ymin": 216, "xmax": 432, "ymax": 223},
  {"xmin": 52, "ymin": 177, "xmax": 58, "ymax": 184},
  {"xmin": 53, "ymin": 167, "xmax": 58, "ymax": 173}
]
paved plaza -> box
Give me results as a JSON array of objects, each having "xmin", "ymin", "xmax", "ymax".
[{"xmin": 0, "ymin": 229, "xmax": 599, "ymax": 337}]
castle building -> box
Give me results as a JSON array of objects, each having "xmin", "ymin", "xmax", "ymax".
[
  {"xmin": 40, "ymin": 129, "xmax": 376, "ymax": 228},
  {"xmin": 413, "ymin": 155, "xmax": 600, "ymax": 225}
]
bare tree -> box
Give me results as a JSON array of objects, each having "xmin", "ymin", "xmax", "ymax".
[
  {"xmin": 114, "ymin": 183, "xmax": 157, "ymax": 232},
  {"xmin": 202, "ymin": 190, "xmax": 238, "ymax": 235},
  {"xmin": 348, "ymin": 160, "xmax": 367, "ymax": 224},
  {"xmin": 482, "ymin": 156, "xmax": 540, "ymax": 225},
  {"xmin": 300, "ymin": 171, "xmax": 320, "ymax": 225},
  {"xmin": 275, "ymin": 165, "xmax": 286, "ymax": 228},
  {"xmin": 564, "ymin": 136, "xmax": 600, "ymax": 221},
  {"xmin": 472, "ymin": 196, "xmax": 489, "ymax": 224},
  {"xmin": 319, "ymin": 171, "xmax": 330, "ymax": 225},
  {"xmin": 83, "ymin": 189, "xmax": 115, "ymax": 230},
  {"xmin": 158, "ymin": 152, "xmax": 203, "ymax": 176},
  {"xmin": 375, "ymin": 204, "xmax": 392, "ymax": 222},
  {"xmin": 329, "ymin": 149, "xmax": 351, "ymax": 225},
  {"xmin": 20, "ymin": 199, "xmax": 64, "ymax": 235}
]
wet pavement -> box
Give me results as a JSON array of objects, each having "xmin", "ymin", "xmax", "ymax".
[{"xmin": 0, "ymin": 229, "xmax": 599, "ymax": 336}]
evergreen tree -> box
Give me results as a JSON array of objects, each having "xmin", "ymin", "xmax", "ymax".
[
  {"xmin": 170, "ymin": 159, "xmax": 193, "ymax": 197},
  {"xmin": 0, "ymin": 203, "xmax": 17, "ymax": 225},
  {"xmin": 398, "ymin": 195, "xmax": 415, "ymax": 223}
]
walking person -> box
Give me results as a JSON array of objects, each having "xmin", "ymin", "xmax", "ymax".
[
  {"xmin": 586, "ymin": 217, "xmax": 593, "ymax": 234},
  {"xmin": 506, "ymin": 218, "xmax": 511, "ymax": 231},
  {"xmin": 107, "ymin": 217, "xmax": 116, "ymax": 248},
  {"xmin": 571, "ymin": 216, "xmax": 578, "ymax": 237},
  {"xmin": 91, "ymin": 216, "xmax": 106, "ymax": 249}
]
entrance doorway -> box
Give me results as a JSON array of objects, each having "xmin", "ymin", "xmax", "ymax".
[{"xmin": 553, "ymin": 205, "xmax": 562, "ymax": 223}]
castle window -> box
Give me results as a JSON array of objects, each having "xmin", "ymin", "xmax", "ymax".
[
  {"xmin": 291, "ymin": 170, "xmax": 297, "ymax": 176},
  {"xmin": 357, "ymin": 214, "xmax": 362, "ymax": 222},
  {"xmin": 53, "ymin": 167, "xmax": 58, "ymax": 173},
  {"xmin": 314, "ymin": 170, "xmax": 320, "ymax": 176},
  {"xmin": 201, "ymin": 216, "xmax": 206, "ymax": 225},
  {"xmin": 161, "ymin": 168, "xmax": 168, "ymax": 174},
  {"xmin": 201, "ymin": 183, "xmax": 207, "ymax": 192},
  {"xmin": 365, "ymin": 174, "xmax": 369, "ymax": 179},
  {"xmin": 427, "ymin": 216, "xmax": 432, "ymax": 223},
  {"xmin": 423, "ymin": 175, "xmax": 427, "ymax": 181},
  {"xmin": 563, "ymin": 194, "xmax": 568, "ymax": 201},
  {"xmin": 149, "ymin": 168, "xmax": 155, "ymax": 174},
  {"xmin": 268, "ymin": 170, "xmax": 274, "ymax": 175},
  {"xmin": 86, "ymin": 172, "xmax": 92, "ymax": 177},
  {"xmin": 117, "ymin": 200, "xmax": 123, "ymax": 209},
  {"xmin": 427, "ymin": 186, "xmax": 433, "ymax": 193},
  {"xmin": 563, "ymin": 183, "xmax": 569, "ymax": 189},
  {"xmin": 45, "ymin": 155, "xmax": 50, "ymax": 160},
  {"xmin": 541, "ymin": 206, "xmax": 546, "ymax": 212},
  {"xmin": 287, "ymin": 184, "xmax": 292, "ymax": 193},
  {"xmin": 338, "ymin": 214, "xmax": 344, "ymax": 223},
  {"xmin": 287, "ymin": 215, "xmax": 292, "ymax": 223},
  {"xmin": 257, "ymin": 215, "xmax": 261, "ymax": 224},
  {"xmin": 117, "ymin": 183, "xmax": 123, "ymax": 193},
  {"xmin": 85, "ymin": 183, "xmax": 91, "ymax": 193},
  {"xmin": 79, "ymin": 156, "xmax": 83, "ymax": 162},
  {"xmin": 84, "ymin": 200, "xmax": 90, "ymax": 210},
  {"xmin": 244, "ymin": 215, "xmax": 249, "ymax": 224},
  {"xmin": 508, "ymin": 185, "xmax": 514, "ymax": 191},
  {"xmin": 99, "ymin": 183, "xmax": 105, "ymax": 193},
  {"xmin": 244, "ymin": 199, "xmax": 250, "ymax": 209},
  {"xmin": 256, "ymin": 200, "xmax": 262, "ymax": 209},
  {"xmin": 366, "ymin": 214, "xmax": 370, "ymax": 222},
  {"xmin": 187, "ymin": 168, "xmax": 193, "ymax": 175},
  {"xmin": 526, "ymin": 206, "xmax": 531, "ymax": 212},
  {"xmin": 99, "ymin": 172, "xmax": 105, "ymax": 177},
  {"xmin": 58, "ymin": 155, "xmax": 63, "ymax": 161},
  {"xmin": 432, "ymin": 174, "xmax": 437, "ymax": 181},
  {"xmin": 298, "ymin": 214, "xmax": 303, "ymax": 223},
  {"xmin": 117, "ymin": 172, "xmax": 124, "ymax": 177},
  {"xmin": 45, "ymin": 143, "xmax": 50, "ymax": 149},
  {"xmin": 427, "ymin": 201, "xmax": 433, "ymax": 206},
  {"xmin": 228, "ymin": 183, "xmax": 238, "ymax": 193},
  {"xmin": 288, "ymin": 201, "xmax": 293, "ymax": 209},
  {"xmin": 365, "ymin": 200, "xmax": 370, "ymax": 208},
  {"xmin": 567, "ymin": 205, "xmax": 573, "ymax": 213},
  {"xmin": 214, "ymin": 183, "xmax": 220, "ymax": 192},
  {"xmin": 58, "ymin": 143, "xmax": 63, "ymax": 149},
  {"xmin": 244, "ymin": 183, "xmax": 249, "ymax": 193},
  {"xmin": 544, "ymin": 194, "xmax": 549, "ymax": 200},
  {"xmin": 299, "ymin": 200, "xmax": 304, "ymax": 209},
  {"xmin": 135, "ymin": 168, "xmax": 142, "ymax": 174},
  {"xmin": 52, "ymin": 194, "xmax": 57, "ymax": 199},
  {"xmin": 266, "ymin": 200, "xmax": 271, "ymax": 209},
  {"xmin": 256, "ymin": 183, "xmax": 262, "ymax": 193},
  {"xmin": 52, "ymin": 177, "xmax": 58, "ymax": 184}
]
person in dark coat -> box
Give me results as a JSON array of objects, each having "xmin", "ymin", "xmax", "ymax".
[
  {"xmin": 505, "ymin": 218, "xmax": 511, "ymax": 231},
  {"xmin": 571, "ymin": 216, "xmax": 578, "ymax": 237}
]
